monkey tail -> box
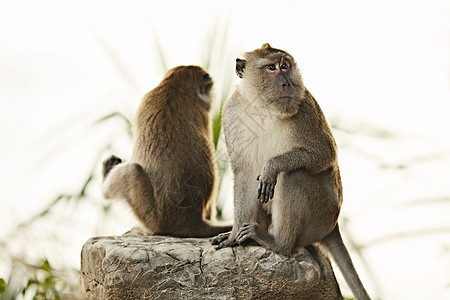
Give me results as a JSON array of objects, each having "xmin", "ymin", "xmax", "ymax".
[
  {"xmin": 322, "ymin": 225, "xmax": 372, "ymax": 300},
  {"xmin": 193, "ymin": 220, "xmax": 232, "ymax": 238}
]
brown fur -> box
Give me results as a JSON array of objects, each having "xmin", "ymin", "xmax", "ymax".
[
  {"xmin": 102, "ymin": 65, "xmax": 230, "ymax": 238},
  {"xmin": 211, "ymin": 44, "xmax": 371, "ymax": 300}
]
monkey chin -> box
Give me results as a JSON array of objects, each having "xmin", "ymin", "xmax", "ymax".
[{"xmin": 269, "ymin": 97, "xmax": 301, "ymax": 119}]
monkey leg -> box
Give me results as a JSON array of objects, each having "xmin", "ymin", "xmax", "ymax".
[
  {"xmin": 256, "ymin": 203, "xmax": 271, "ymax": 231},
  {"xmin": 102, "ymin": 161, "xmax": 158, "ymax": 231},
  {"xmin": 214, "ymin": 202, "xmax": 271, "ymax": 245},
  {"xmin": 235, "ymin": 170, "xmax": 339, "ymax": 256},
  {"xmin": 235, "ymin": 222, "xmax": 293, "ymax": 256},
  {"xmin": 214, "ymin": 173, "xmax": 264, "ymax": 248},
  {"xmin": 215, "ymin": 166, "xmax": 276, "ymax": 250}
]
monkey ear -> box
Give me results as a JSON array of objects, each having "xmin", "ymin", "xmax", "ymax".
[
  {"xmin": 261, "ymin": 43, "xmax": 271, "ymax": 49},
  {"xmin": 198, "ymin": 74, "xmax": 213, "ymax": 95},
  {"xmin": 235, "ymin": 58, "xmax": 246, "ymax": 79},
  {"xmin": 197, "ymin": 73, "xmax": 213, "ymax": 108}
]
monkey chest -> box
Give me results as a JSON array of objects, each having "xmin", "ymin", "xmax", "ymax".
[{"xmin": 226, "ymin": 112, "xmax": 293, "ymax": 171}]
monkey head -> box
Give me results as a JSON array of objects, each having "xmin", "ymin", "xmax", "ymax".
[
  {"xmin": 236, "ymin": 43, "xmax": 306, "ymax": 118},
  {"xmin": 160, "ymin": 65, "xmax": 214, "ymax": 111}
]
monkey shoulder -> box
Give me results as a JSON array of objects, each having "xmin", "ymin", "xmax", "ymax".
[{"xmin": 289, "ymin": 94, "xmax": 338, "ymax": 158}]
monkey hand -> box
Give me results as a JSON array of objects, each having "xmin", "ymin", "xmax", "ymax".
[
  {"xmin": 257, "ymin": 163, "xmax": 278, "ymax": 203},
  {"xmin": 236, "ymin": 223, "xmax": 262, "ymax": 245}
]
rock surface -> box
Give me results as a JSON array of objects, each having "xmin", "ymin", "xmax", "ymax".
[{"xmin": 80, "ymin": 228, "xmax": 342, "ymax": 300}]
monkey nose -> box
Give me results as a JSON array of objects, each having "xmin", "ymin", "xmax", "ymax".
[{"xmin": 282, "ymin": 82, "xmax": 291, "ymax": 89}]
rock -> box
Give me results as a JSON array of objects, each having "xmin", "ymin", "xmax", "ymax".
[{"xmin": 80, "ymin": 228, "xmax": 342, "ymax": 300}]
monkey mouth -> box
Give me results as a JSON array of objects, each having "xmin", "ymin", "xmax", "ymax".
[{"xmin": 277, "ymin": 96, "xmax": 292, "ymax": 104}]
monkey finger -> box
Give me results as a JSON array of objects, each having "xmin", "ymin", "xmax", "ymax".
[
  {"xmin": 236, "ymin": 229, "xmax": 246, "ymax": 239},
  {"xmin": 263, "ymin": 184, "xmax": 270, "ymax": 203},
  {"xmin": 259, "ymin": 184, "xmax": 266, "ymax": 202},
  {"xmin": 265, "ymin": 189, "xmax": 270, "ymax": 203},
  {"xmin": 260, "ymin": 194, "xmax": 267, "ymax": 204},
  {"xmin": 256, "ymin": 175, "xmax": 261, "ymax": 181},
  {"xmin": 269, "ymin": 185, "xmax": 275, "ymax": 199},
  {"xmin": 236, "ymin": 235, "xmax": 248, "ymax": 245},
  {"xmin": 260, "ymin": 189, "xmax": 269, "ymax": 204},
  {"xmin": 262, "ymin": 182, "xmax": 268, "ymax": 199},
  {"xmin": 236, "ymin": 224, "xmax": 257, "ymax": 244},
  {"xmin": 236, "ymin": 224, "xmax": 250, "ymax": 236},
  {"xmin": 257, "ymin": 181, "xmax": 263, "ymax": 199},
  {"xmin": 236, "ymin": 230, "xmax": 252, "ymax": 244}
]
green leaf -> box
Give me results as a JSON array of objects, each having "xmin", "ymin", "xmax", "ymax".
[
  {"xmin": 0, "ymin": 278, "xmax": 6, "ymax": 294},
  {"xmin": 40, "ymin": 259, "xmax": 51, "ymax": 273},
  {"xmin": 77, "ymin": 174, "xmax": 94, "ymax": 199},
  {"xmin": 212, "ymin": 111, "xmax": 222, "ymax": 148}
]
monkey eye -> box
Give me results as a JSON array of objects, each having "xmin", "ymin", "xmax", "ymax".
[
  {"xmin": 266, "ymin": 64, "xmax": 276, "ymax": 71},
  {"xmin": 280, "ymin": 62, "xmax": 289, "ymax": 70}
]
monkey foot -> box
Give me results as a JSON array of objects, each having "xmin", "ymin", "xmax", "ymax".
[
  {"xmin": 214, "ymin": 238, "xmax": 239, "ymax": 250},
  {"xmin": 210, "ymin": 231, "xmax": 230, "ymax": 245},
  {"xmin": 211, "ymin": 232, "xmax": 239, "ymax": 250},
  {"xmin": 102, "ymin": 155, "xmax": 122, "ymax": 178}
]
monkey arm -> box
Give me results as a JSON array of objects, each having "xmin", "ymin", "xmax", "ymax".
[
  {"xmin": 267, "ymin": 146, "xmax": 335, "ymax": 175},
  {"xmin": 258, "ymin": 147, "xmax": 336, "ymax": 203}
]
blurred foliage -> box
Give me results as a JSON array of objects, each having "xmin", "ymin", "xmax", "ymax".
[
  {"xmin": 94, "ymin": 112, "xmax": 133, "ymax": 136},
  {"xmin": 21, "ymin": 259, "xmax": 66, "ymax": 300},
  {"xmin": 0, "ymin": 259, "xmax": 81, "ymax": 300},
  {"xmin": 0, "ymin": 278, "xmax": 5, "ymax": 295}
]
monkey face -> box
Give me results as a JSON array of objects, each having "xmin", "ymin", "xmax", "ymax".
[{"xmin": 237, "ymin": 44, "xmax": 306, "ymax": 118}]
